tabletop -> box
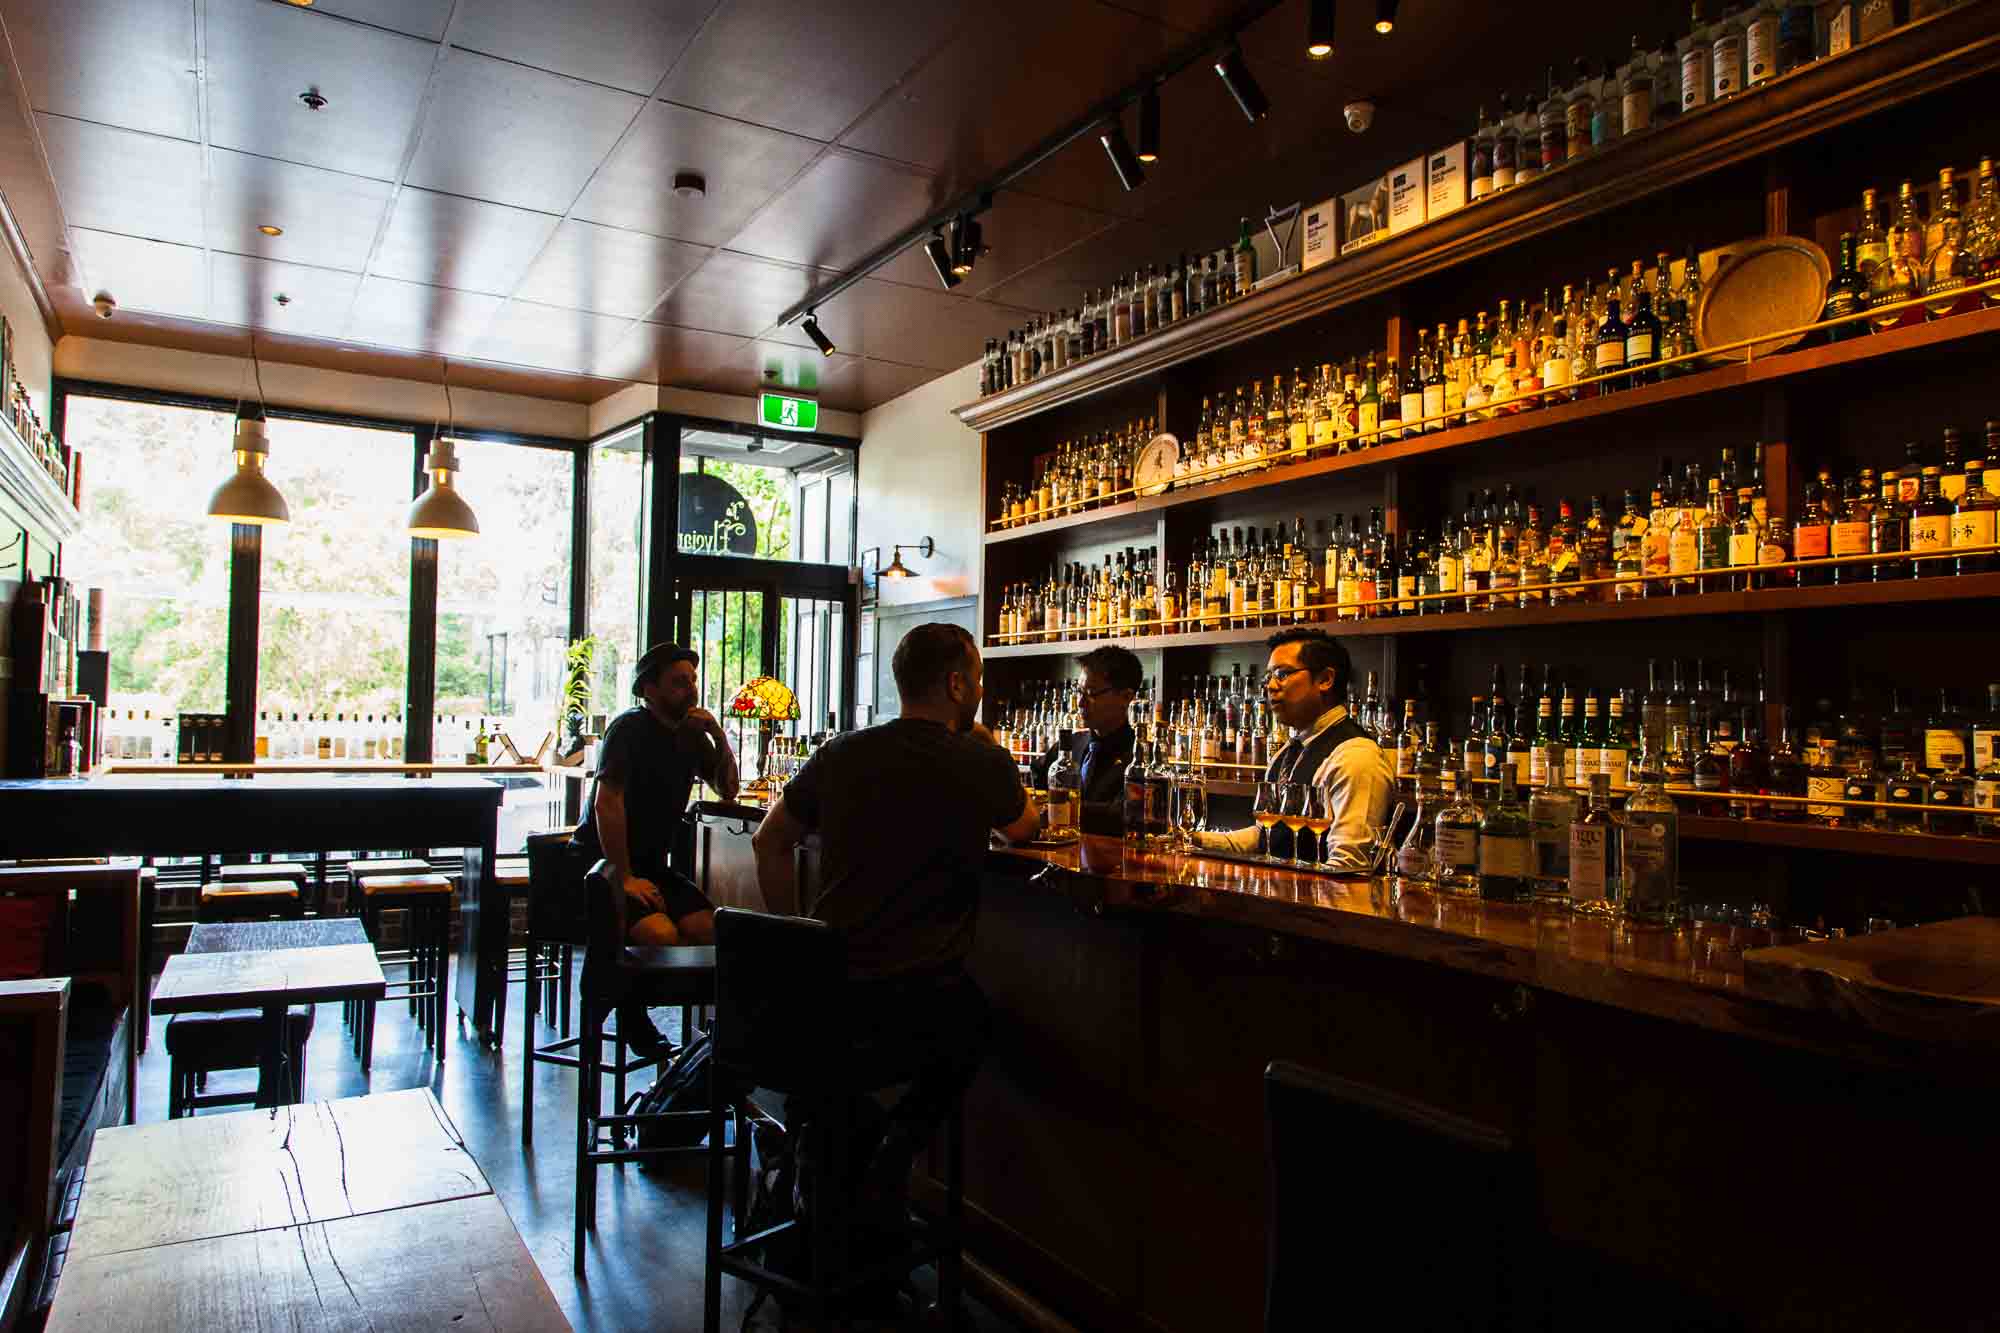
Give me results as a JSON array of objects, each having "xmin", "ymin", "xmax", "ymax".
[
  {"xmin": 187, "ymin": 918, "xmax": 370, "ymax": 954},
  {"xmin": 47, "ymin": 1193, "xmax": 568, "ymax": 1333},
  {"xmin": 152, "ymin": 944, "xmax": 385, "ymax": 1013},
  {"xmin": 67, "ymin": 1089, "xmax": 486, "ymax": 1262}
]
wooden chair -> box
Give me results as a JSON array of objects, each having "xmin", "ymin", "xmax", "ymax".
[{"xmin": 0, "ymin": 979, "xmax": 65, "ymax": 1333}]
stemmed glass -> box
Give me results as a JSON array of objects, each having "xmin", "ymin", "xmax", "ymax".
[
  {"xmin": 1296, "ymin": 786, "xmax": 1330, "ymax": 868},
  {"xmin": 1252, "ymin": 780, "xmax": 1282, "ymax": 863},
  {"xmin": 1172, "ymin": 765, "xmax": 1208, "ymax": 851},
  {"xmin": 1277, "ymin": 781, "xmax": 1309, "ymax": 868}
]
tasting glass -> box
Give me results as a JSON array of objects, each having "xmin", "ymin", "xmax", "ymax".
[
  {"xmin": 1252, "ymin": 780, "xmax": 1282, "ymax": 862},
  {"xmin": 1294, "ymin": 784, "xmax": 1328, "ymax": 868},
  {"xmin": 1173, "ymin": 766, "xmax": 1208, "ymax": 850},
  {"xmin": 1277, "ymin": 781, "xmax": 1309, "ymax": 868}
]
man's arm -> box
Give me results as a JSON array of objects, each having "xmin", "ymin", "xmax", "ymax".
[
  {"xmin": 1319, "ymin": 742, "xmax": 1395, "ymax": 872},
  {"xmin": 1196, "ymin": 824, "xmax": 1261, "ymax": 854},
  {"xmin": 972, "ymin": 723, "xmax": 1042, "ymax": 844},
  {"xmin": 683, "ymin": 707, "xmax": 741, "ymax": 801},
  {"xmin": 751, "ymin": 793, "xmax": 806, "ymax": 911},
  {"xmin": 594, "ymin": 780, "xmax": 666, "ymax": 915}
]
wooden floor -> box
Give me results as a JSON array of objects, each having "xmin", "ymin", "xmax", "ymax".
[{"xmin": 126, "ymin": 960, "xmax": 1020, "ymax": 1333}]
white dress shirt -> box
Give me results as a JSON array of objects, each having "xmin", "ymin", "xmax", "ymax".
[{"xmin": 1197, "ymin": 705, "xmax": 1394, "ymax": 872}]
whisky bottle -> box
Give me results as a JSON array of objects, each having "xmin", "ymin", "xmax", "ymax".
[
  {"xmin": 1477, "ymin": 769, "xmax": 1533, "ymax": 903},
  {"xmin": 1929, "ymin": 750, "xmax": 1974, "ymax": 836},
  {"xmin": 1624, "ymin": 286, "xmax": 1662, "ymax": 384},
  {"xmin": 1967, "ymin": 157, "xmax": 2000, "ymax": 309},
  {"xmin": 1951, "ymin": 462, "xmax": 1998, "ymax": 574},
  {"xmin": 1923, "ymin": 688, "xmax": 1970, "ymax": 776},
  {"xmin": 1854, "ymin": 186, "xmax": 1888, "ymax": 284},
  {"xmin": 1709, "ymin": 3, "xmax": 1745, "ymax": 100},
  {"xmin": 1821, "ymin": 232, "xmax": 1870, "ymax": 340},
  {"xmin": 1870, "ymin": 474, "xmax": 1910, "ymax": 580},
  {"xmin": 1925, "ymin": 168, "xmax": 1978, "ymax": 320},
  {"xmin": 1792, "ymin": 473, "xmax": 1832, "ymax": 584},
  {"xmin": 1680, "ymin": 4, "xmax": 1712, "ymax": 112},
  {"xmin": 1870, "ymin": 181, "xmax": 1925, "ymax": 330},
  {"xmin": 1567, "ymin": 772, "xmax": 1619, "ymax": 914},
  {"xmin": 1907, "ymin": 466, "xmax": 1953, "ymax": 577},
  {"xmin": 1379, "ymin": 358, "xmax": 1404, "ymax": 443},
  {"xmin": 1884, "ymin": 753, "xmax": 1926, "ymax": 831},
  {"xmin": 1766, "ymin": 711, "xmax": 1807, "ymax": 824},
  {"xmin": 1975, "ymin": 722, "xmax": 2000, "ymax": 837},
  {"xmin": 1470, "ymin": 106, "xmax": 1496, "ymax": 201},
  {"xmin": 1620, "ymin": 745, "xmax": 1680, "ymax": 926},
  {"xmin": 1357, "ymin": 356, "xmax": 1381, "ymax": 443},
  {"xmin": 1423, "ymin": 327, "xmax": 1449, "ymax": 430},
  {"xmin": 1233, "ymin": 217, "xmax": 1257, "ymax": 296},
  {"xmin": 1432, "ymin": 766, "xmax": 1483, "ymax": 893},
  {"xmin": 1492, "ymin": 92, "xmax": 1519, "ymax": 191},
  {"xmin": 1286, "ymin": 370, "xmax": 1310, "ymax": 461}
]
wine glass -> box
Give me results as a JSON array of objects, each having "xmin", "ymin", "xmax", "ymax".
[
  {"xmin": 1297, "ymin": 786, "xmax": 1330, "ymax": 867},
  {"xmin": 1277, "ymin": 781, "xmax": 1309, "ymax": 868},
  {"xmin": 1174, "ymin": 767, "xmax": 1208, "ymax": 851},
  {"xmin": 1252, "ymin": 780, "xmax": 1282, "ymax": 862}
]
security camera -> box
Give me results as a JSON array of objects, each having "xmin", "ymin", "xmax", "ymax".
[
  {"xmin": 1344, "ymin": 100, "xmax": 1376, "ymax": 134},
  {"xmin": 91, "ymin": 291, "xmax": 116, "ymax": 319}
]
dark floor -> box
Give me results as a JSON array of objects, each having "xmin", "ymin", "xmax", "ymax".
[{"xmin": 127, "ymin": 960, "xmax": 1018, "ymax": 1333}]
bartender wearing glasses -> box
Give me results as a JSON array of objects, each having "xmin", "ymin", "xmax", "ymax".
[
  {"xmin": 1030, "ymin": 644, "xmax": 1140, "ymax": 835},
  {"xmin": 1196, "ymin": 627, "xmax": 1393, "ymax": 872}
]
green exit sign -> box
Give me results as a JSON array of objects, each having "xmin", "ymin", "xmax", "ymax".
[{"xmin": 759, "ymin": 391, "xmax": 818, "ymax": 432}]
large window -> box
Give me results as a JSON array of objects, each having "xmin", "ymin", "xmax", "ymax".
[
  {"xmin": 62, "ymin": 398, "xmax": 234, "ymax": 732},
  {"xmin": 435, "ymin": 438, "xmax": 574, "ymax": 761},
  {"xmin": 257, "ymin": 420, "xmax": 415, "ymax": 728},
  {"xmin": 676, "ymin": 428, "xmax": 853, "ymax": 565},
  {"xmin": 587, "ymin": 427, "xmax": 647, "ymax": 717}
]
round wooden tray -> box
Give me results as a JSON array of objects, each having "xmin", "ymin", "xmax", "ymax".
[{"xmin": 1694, "ymin": 235, "xmax": 1831, "ymax": 362}]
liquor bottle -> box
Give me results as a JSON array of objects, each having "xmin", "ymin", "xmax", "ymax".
[
  {"xmin": 1470, "ymin": 106, "xmax": 1496, "ymax": 201},
  {"xmin": 1568, "ymin": 772, "xmax": 1619, "ymax": 915},
  {"xmin": 1929, "ymin": 748, "xmax": 1974, "ymax": 836},
  {"xmin": 1574, "ymin": 692, "xmax": 1603, "ymax": 784},
  {"xmin": 1477, "ymin": 769, "xmax": 1533, "ymax": 902},
  {"xmin": 1433, "ymin": 766, "xmax": 1483, "ymax": 892},
  {"xmin": 1744, "ymin": 1, "xmax": 1778, "ymax": 86},
  {"xmin": 1538, "ymin": 67, "xmax": 1568, "ymax": 169},
  {"xmin": 1046, "ymin": 733, "xmax": 1081, "ymax": 836},
  {"xmin": 1884, "ymin": 752, "xmax": 1926, "ymax": 831},
  {"xmin": 1492, "ymin": 92, "xmax": 1519, "ymax": 191},
  {"xmin": 1233, "ymin": 217, "xmax": 1257, "ymax": 296},
  {"xmin": 1805, "ymin": 721, "xmax": 1847, "ymax": 825},
  {"xmin": 1854, "ymin": 186, "xmax": 1889, "ymax": 284},
  {"xmin": 1594, "ymin": 293, "xmax": 1627, "ymax": 390},
  {"xmin": 1908, "ymin": 466, "xmax": 1953, "ymax": 577},
  {"xmin": 1620, "ymin": 743, "xmax": 1681, "ymax": 925},
  {"xmin": 1679, "ymin": 4, "xmax": 1713, "ymax": 113},
  {"xmin": 1792, "ymin": 472, "xmax": 1832, "ymax": 584},
  {"xmin": 1286, "ymin": 370, "xmax": 1310, "ymax": 460},
  {"xmin": 1710, "ymin": 3, "xmax": 1745, "ymax": 100},
  {"xmin": 1691, "ymin": 721, "xmax": 1730, "ymax": 815},
  {"xmin": 1529, "ymin": 744, "xmax": 1577, "ymax": 901},
  {"xmin": 1974, "ymin": 683, "xmax": 2000, "ymax": 780},
  {"xmin": 1727, "ymin": 713, "xmax": 1769, "ymax": 819},
  {"xmin": 1880, "ymin": 687, "xmax": 1916, "ymax": 771},
  {"xmin": 1620, "ymin": 36, "xmax": 1655, "ymax": 134},
  {"xmin": 1925, "ymin": 167, "xmax": 1978, "ymax": 320},
  {"xmin": 1821, "ymin": 232, "xmax": 1870, "ymax": 340},
  {"xmin": 1356, "ymin": 356, "xmax": 1381, "ymax": 444},
  {"xmin": 1395, "ymin": 768, "xmax": 1441, "ymax": 881},
  {"xmin": 1966, "ymin": 157, "xmax": 2000, "ymax": 309},
  {"xmin": 1952, "ymin": 460, "xmax": 1998, "ymax": 574},
  {"xmin": 1871, "ymin": 471, "xmax": 1910, "ymax": 580},
  {"xmin": 1624, "ymin": 286, "xmax": 1662, "ymax": 384},
  {"xmin": 1379, "ymin": 358, "xmax": 1404, "ymax": 443},
  {"xmin": 1767, "ymin": 709, "xmax": 1807, "ymax": 823},
  {"xmin": 1923, "ymin": 688, "xmax": 1969, "ymax": 776},
  {"xmin": 1869, "ymin": 181, "xmax": 1924, "ymax": 330},
  {"xmin": 1514, "ymin": 90, "xmax": 1542, "ymax": 186},
  {"xmin": 1975, "ymin": 731, "xmax": 2000, "ymax": 838},
  {"xmin": 1564, "ymin": 59, "xmax": 1596, "ymax": 158}
]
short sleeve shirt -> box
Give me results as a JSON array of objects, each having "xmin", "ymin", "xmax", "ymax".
[
  {"xmin": 574, "ymin": 706, "xmax": 706, "ymax": 873},
  {"xmin": 782, "ymin": 718, "xmax": 1026, "ymax": 980}
]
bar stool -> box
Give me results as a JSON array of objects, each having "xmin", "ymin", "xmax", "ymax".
[
  {"xmin": 518, "ymin": 830, "xmax": 589, "ymax": 1146},
  {"xmin": 353, "ymin": 871, "xmax": 453, "ymax": 1069},
  {"xmin": 488, "ymin": 854, "xmax": 530, "ymax": 1047},
  {"xmin": 197, "ymin": 879, "xmax": 305, "ymax": 923},
  {"xmin": 218, "ymin": 860, "xmax": 314, "ymax": 912},
  {"xmin": 574, "ymin": 858, "xmax": 741, "ymax": 1277},
  {"xmin": 1263, "ymin": 1060, "xmax": 1540, "ymax": 1331},
  {"xmin": 703, "ymin": 908, "xmax": 966, "ymax": 1333},
  {"xmin": 166, "ymin": 1006, "xmax": 314, "ymax": 1116}
]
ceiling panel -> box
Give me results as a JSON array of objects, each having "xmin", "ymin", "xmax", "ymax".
[
  {"xmin": 344, "ymin": 275, "xmax": 505, "ymax": 358},
  {"xmin": 648, "ymin": 250, "xmax": 833, "ymax": 339},
  {"xmin": 512, "ymin": 219, "xmax": 710, "ymax": 319},
  {"xmin": 37, "ymin": 115, "xmax": 204, "ymax": 247},
  {"xmin": 68, "ymin": 229, "xmax": 207, "ymax": 318},
  {"xmin": 204, "ymin": 0, "xmax": 438, "ymax": 182},
  {"xmin": 305, "ymin": 0, "xmax": 457, "ymax": 42},
  {"xmin": 625, "ymin": 322, "xmax": 749, "ymax": 385},
  {"xmin": 658, "ymin": 0, "xmax": 970, "ymax": 142},
  {"xmin": 474, "ymin": 299, "xmax": 641, "ymax": 376},
  {"xmin": 449, "ymin": 0, "xmax": 708, "ymax": 95},
  {"xmin": 724, "ymin": 150, "xmax": 939, "ymax": 272},
  {"xmin": 207, "ymin": 150, "xmax": 396, "ymax": 273},
  {"xmin": 872, "ymin": 188, "xmax": 1121, "ymax": 298},
  {"xmin": 838, "ymin": 3, "xmax": 1174, "ymax": 184},
  {"xmin": 3, "ymin": 0, "xmax": 197, "ymax": 139},
  {"xmin": 572, "ymin": 101, "xmax": 821, "ymax": 246},
  {"xmin": 210, "ymin": 253, "xmax": 363, "ymax": 340},
  {"xmin": 406, "ymin": 50, "xmax": 643, "ymax": 213},
  {"xmin": 767, "ymin": 277, "xmax": 1029, "ymax": 370},
  {"xmin": 371, "ymin": 188, "xmax": 560, "ymax": 295}
]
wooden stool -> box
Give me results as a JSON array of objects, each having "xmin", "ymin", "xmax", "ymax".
[
  {"xmin": 166, "ymin": 1006, "xmax": 315, "ymax": 1116},
  {"xmin": 219, "ymin": 862, "xmax": 310, "ymax": 885},
  {"xmin": 354, "ymin": 872, "xmax": 453, "ymax": 1069},
  {"xmin": 197, "ymin": 880, "xmax": 304, "ymax": 924}
]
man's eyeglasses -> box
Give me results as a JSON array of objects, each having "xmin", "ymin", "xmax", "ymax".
[
  {"xmin": 1074, "ymin": 684, "xmax": 1124, "ymax": 701},
  {"xmin": 1261, "ymin": 665, "xmax": 1309, "ymax": 687}
]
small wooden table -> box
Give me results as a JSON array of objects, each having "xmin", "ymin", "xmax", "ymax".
[
  {"xmin": 152, "ymin": 944, "xmax": 385, "ymax": 1107},
  {"xmin": 50, "ymin": 1090, "xmax": 566, "ymax": 1331},
  {"xmin": 187, "ymin": 917, "xmax": 370, "ymax": 954}
]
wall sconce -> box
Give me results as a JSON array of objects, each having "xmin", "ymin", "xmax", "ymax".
[{"xmin": 862, "ymin": 537, "xmax": 935, "ymax": 591}]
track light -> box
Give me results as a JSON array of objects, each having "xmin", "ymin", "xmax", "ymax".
[
  {"xmin": 1099, "ymin": 117, "xmax": 1146, "ymax": 192},
  {"xmin": 1213, "ymin": 45, "xmax": 1269, "ymax": 123},
  {"xmin": 1137, "ymin": 87, "xmax": 1160, "ymax": 163},
  {"xmin": 950, "ymin": 215, "xmax": 981, "ymax": 277},
  {"xmin": 1375, "ymin": 0, "xmax": 1397, "ymax": 34},
  {"xmin": 923, "ymin": 228, "xmax": 960, "ymax": 289},
  {"xmin": 1307, "ymin": 0, "xmax": 1335, "ymax": 57},
  {"xmin": 802, "ymin": 311, "xmax": 836, "ymax": 357}
]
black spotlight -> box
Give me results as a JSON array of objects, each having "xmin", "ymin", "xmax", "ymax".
[
  {"xmin": 802, "ymin": 311, "xmax": 836, "ymax": 357},
  {"xmin": 1375, "ymin": 0, "xmax": 1397, "ymax": 34},
  {"xmin": 950, "ymin": 215, "xmax": 982, "ymax": 276},
  {"xmin": 1307, "ymin": 0, "xmax": 1335, "ymax": 58},
  {"xmin": 1100, "ymin": 117, "xmax": 1147, "ymax": 191},
  {"xmin": 1137, "ymin": 86, "xmax": 1161, "ymax": 163},
  {"xmin": 923, "ymin": 228, "xmax": 960, "ymax": 289},
  {"xmin": 1213, "ymin": 45, "xmax": 1269, "ymax": 123}
]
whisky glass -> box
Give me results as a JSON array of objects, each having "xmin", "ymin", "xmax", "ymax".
[
  {"xmin": 1253, "ymin": 780, "xmax": 1282, "ymax": 862},
  {"xmin": 1278, "ymin": 781, "xmax": 1311, "ymax": 868},
  {"xmin": 1297, "ymin": 785, "xmax": 1331, "ymax": 867}
]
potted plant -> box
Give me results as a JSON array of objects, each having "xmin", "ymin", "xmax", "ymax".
[{"xmin": 559, "ymin": 635, "xmax": 599, "ymax": 759}]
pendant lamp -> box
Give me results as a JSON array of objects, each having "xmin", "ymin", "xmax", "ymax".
[
  {"xmin": 409, "ymin": 365, "xmax": 479, "ymax": 538},
  {"xmin": 207, "ymin": 342, "xmax": 290, "ymax": 525}
]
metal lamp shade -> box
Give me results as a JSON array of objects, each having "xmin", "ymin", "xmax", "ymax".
[
  {"xmin": 408, "ymin": 477, "xmax": 479, "ymax": 539},
  {"xmin": 205, "ymin": 454, "xmax": 290, "ymax": 525}
]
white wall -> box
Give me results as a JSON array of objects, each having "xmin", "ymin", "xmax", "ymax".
[{"xmin": 856, "ymin": 362, "xmax": 982, "ymax": 606}]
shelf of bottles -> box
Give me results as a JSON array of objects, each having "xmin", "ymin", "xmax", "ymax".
[
  {"xmin": 961, "ymin": 2, "xmax": 2000, "ymax": 433},
  {"xmin": 96, "ymin": 710, "xmax": 514, "ymax": 767}
]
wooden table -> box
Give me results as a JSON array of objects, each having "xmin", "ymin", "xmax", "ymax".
[
  {"xmin": 187, "ymin": 917, "xmax": 370, "ymax": 954},
  {"xmin": 49, "ymin": 1090, "xmax": 568, "ymax": 1331},
  {"xmin": 0, "ymin": 774, "xmax": 508, "ymax": 1044},
  {"xmin": 152, "ymin": 945, "xmax": 386, "ymax": 1105}
]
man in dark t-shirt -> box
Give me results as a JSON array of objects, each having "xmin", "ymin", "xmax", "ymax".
[
  {"xmin": 753, "ymin": 623, "xmax": 1039, "ymax": 1219},
  {"xmin": 574, "ymin": 642, "xmax": 739, "ymax": 1054}
]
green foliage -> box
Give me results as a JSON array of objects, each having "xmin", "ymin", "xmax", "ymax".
[{"xmin": 563, "ymin": 635, "xmax": 599, "ymax": 734}]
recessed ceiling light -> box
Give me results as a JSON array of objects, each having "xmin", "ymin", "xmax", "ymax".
[
  {"xmin": 672, "ymin": 171, "xmax": 706, "ymax": 200},
  {"xmin": 258, "ymin": 224, "xmax": 284, "ymax": 237}
]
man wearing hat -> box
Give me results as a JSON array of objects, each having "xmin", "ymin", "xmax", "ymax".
[{"xmin": 573, "ymin": 642, "xmax": 740, "ymax": 1055}]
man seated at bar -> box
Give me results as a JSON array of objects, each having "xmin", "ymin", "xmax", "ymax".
[
  {"xmin": 751, "ymin": 623, "xmax": 1040, "ymax": 1219},
  {"xmin": 1197, "ymin": 627, "xmax": 1393, "ymax": 872},
  {"xmin": 1029, "ymin": 643, "xmax": 1139, "ymax": 835},
  {"xmin": 572, "ymin": 642, "xmax": 740, "ymax": 1055}
]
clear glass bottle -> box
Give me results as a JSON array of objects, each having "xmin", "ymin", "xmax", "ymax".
[
  {"xmin": 1477, "ymin": 769, "xmax": 1534, "ymax": 902},
  {"xmin": 1568, "ymin": 772, "xmax": 1620, "ymax": 915},
  {"xmin": 1565, "ymin": 60, "xmax": 1595, "ymax": 160},
  {"xmin": 1925, "ymin": 167, "xmax": 1978, "ymax": 320},
  {"xmin": 1046, "ymin": 731, "xmax": 1081, "ymax": 837},
  {"xmin": 1710, "ymin": 3, "xmax": 1746, "ymax": 100},
  {"xmin": 1927, "ymin": 749, "xmax": 1973, "ymax": 836},
  {"xmin": 1395, "ymin": 767, "xmax": 1441, "ymax": 882},
  {"xmin": 1620, "ymin": 743, "xmax": 1681, "ymax": 926},
  {"xmin": 1529, "ymin": 744, "xmax": 1578, "ymax": 902},
  {"xmin": 1432, "ymin": 765, "xmax": 1483, "ymax": 893},
  {"xmin": 1620, "ymin": 35, "xmax": 1655, "ymax": 133},
  {"xmin": 1680, "ymin": 4, "xmax": 1713, "ymax": 113}
]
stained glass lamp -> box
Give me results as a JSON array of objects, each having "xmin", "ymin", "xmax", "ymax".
[{"xmin": 729, "ymin": 675, "xmax": 800, "ymax": 785}]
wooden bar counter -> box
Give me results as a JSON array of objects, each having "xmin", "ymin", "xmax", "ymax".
[{"xmin": 947, "ymin": 834, "xmax": 2000, "ymax": 1333}]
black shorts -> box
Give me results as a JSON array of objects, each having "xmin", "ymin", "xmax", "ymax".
[{"xmin": 630, "ymin": 857, "xmax": 714, "ymax": 926}]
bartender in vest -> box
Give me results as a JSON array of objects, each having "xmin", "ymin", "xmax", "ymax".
[
  {"xmin": 1197, "ymin": 628, "xmax": 1393, "ymax": 872},
  {"xmin": 1029, "ymin": 644, "xmax": 1139, "ymax": 835}
]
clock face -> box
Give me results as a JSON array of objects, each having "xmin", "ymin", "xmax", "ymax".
[{"xmin": 1135, "ymin": 433, "xmax": 1180, "ymax": 496}]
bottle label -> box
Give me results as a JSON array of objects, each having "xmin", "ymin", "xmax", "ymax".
[
  {"xmin": 1594, "ymin": 339, "xmax": 1625, "ymax": 370},
  {"xmin": 1568, "ymin": 825, "xmax": 1608, "ymax": 901},
  {"xmin": 1827, "ymin": 5, "xmax": 1852, "ymax": 56},
  {"xmin": 1622, "ymin": 91, "xmax": 1652, "ymax": 135},
  {"xmin": 1423, "ymin": 384, "xmax": 1446, "ymax": 419},
  {"xmin": 1727, "ymin": 530, "xmax": 1757, "ymax": 567},
  {"xmin": 1623, "ymin": 821, "xmax": 1671, "ymax": 877},
  {"xmin": 1930, "ymin": 787, "xmax": 1965, "ymax": 810},
  {"xmin": 1669, "ymin": 526, "xmax": 1700, "ymax": 574},
  {"xmin": 1601, "ymin": 748, "xmax": 1630, "ymax": 789},
  {"xmin": 1950, "ymin": 509, "xmax": 1996, "ymax": 549},
  {"xmin": 1435, "ymin": 825, "xmax": 1479, "ymax": 869},
  {"xmin": 1530, "ymin": 746, "xmax": 1551, "ymax": 786},
  {"xmin": 1437, "ymin": 556, "xmax": 1461, "ymax": 594},
  {"xmin": 1806, "ymin": 774, "xmax": 1845, "ymax": 821},
  {"xmin": 1400, "ymin": 391, "xmax": 1424, "ymax": 426},
  {"xmin": 1312, "ymin": 417, "xmax": 1334, "ymax": 448},
  {"xmin": 1712, "ymin": 35, "xmax": 1743, "ymax": 97},
  {"xmin": 1479, "ymin": 835, "xmax": 1532, "ymax": 879},
  {"xmin": 1288, "ymin": 423, "xmax": 1308, "ymax": 456},
  {"xmin": 1746, "ymin": 18, "xmax": 1777, "ymax": 83},
  {"xmin": 1692, "ymin": 769, "xmax": 1726, "ymax": 792},
  {"xmin": 1924, "ymin": 729, "xmax": 1965, "ymax": 771},
  {"xmin": 1976, "ymin": 777, "xmax": 2000, "ymax": 812},
  {"xmin": 1682, "ymin": 48, "xmax": 1711, "ymax": 109},
  {"xmin": 1542, "ymin": 356, "xmax": 1570, "ymax": 388},
  {"xmin": 1358, "ymin": 402, "xmax": 1380, "ymax": 436},
  {"xmin": 1516, "ymin": 751, "xmax": 1534, "ymax": 787},
  {"xmin": 1976, "ymin": 727, "xmax": 1998, "ymax": 772},
  {"xmin": 1830, "ymin": 519, "xmax": 1871, "ymax": 556},
  {"xmin": 1910, "ymin": 514, "xmax": 1952, "ymax": 552},
  {"xmin": 1942, "ymin": 472, "xmax": 1967, "ymax": 502},
  {"xmin": 1793, "ymin": 523, "xmax": 1830, "ymax": 558}
]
